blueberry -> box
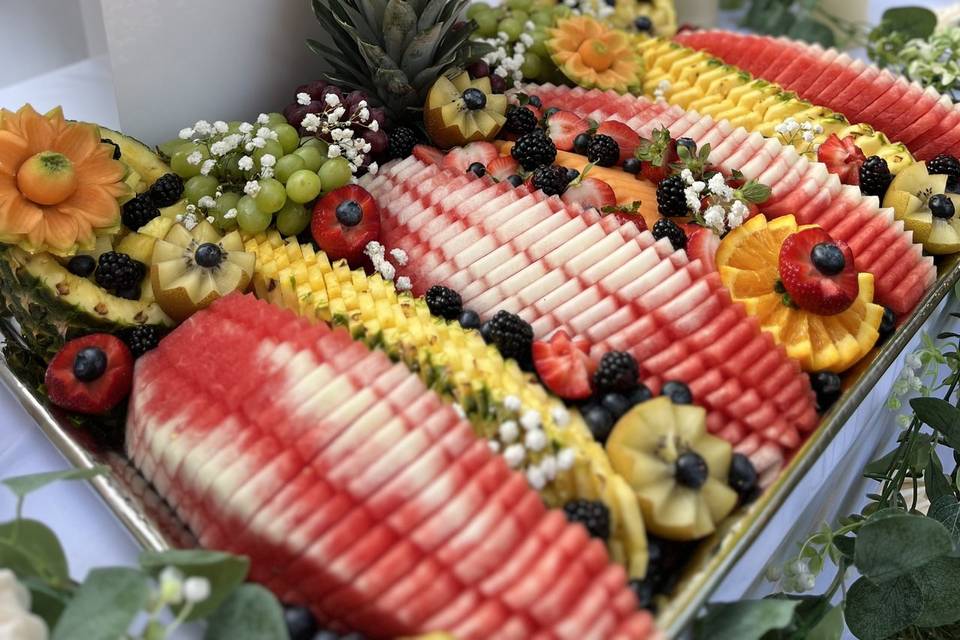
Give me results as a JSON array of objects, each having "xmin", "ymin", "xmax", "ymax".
[
  {"xmin": 675, "ymin": 451, "xmax": 708, "ymax": 488},
  {"xmin": 67, "ymin": 255, "xmax": 96, "ymax": 277},
  {"xmin": 810, "ymin": 371, "xmax": 842, "ymax": 413},
  {"xmin": 628, "ymin": 384, "xmax": 653, "ymax": 406},
  {"xmin": 282, "ymin": 604, "xmax": 317, "ymax": 640},
  {"xmin": 623, "ymin": 157, "xmax": 641, "ymax": 174},
  {"xmin": 729, "ymin": 453, "xmax": 759, "ymax": 501},
  {"xmin": 661, "ymin": 380, "xmax": 692, "ymax": 405},
  {"xmin": 528, "ymin": 95, "xmax": 543, "ymax": 109},
  {"xmin": 565, "ymin": 168, "xmax": 580, "ymax": 183},
  {"xmin": 810, "ymin": 242, "xmax": 845, "ymax": 275},
  {"xmin": 676, "ymin": 137, "xmax": 697, "ymax": 153},
  {"xmin": 335, "ymin": 200, "xmax": 363, "ymax": 226},
  {"xmin": 573, "ymin": 133, "xmax": 592, "ymax": 155},
  {"xmin": 468, "ymin": 161, "xmax": 486, "ymax": 177},
  {"xmin": 506, "ymin": 174, "xmax": 524, "ymax": 187},
  {"xmin": 544, "ymin": 107, "xmax": 560, "ymax": 118},
  {"xmin": 194, "ymin": 243, "xmax": 223, "ymax": 268},
  {"xmin": 629, "ymin": 577, "xmax": 655, "ymax": 609},
  {"xmin": 462, "ymin": 88, "xmax": 487, "ymax": 110},
  {"xmin": 878, "ymin": 307, "xmax": 896, "ymax": 344},
  {"xmin": 458, "ymin": 308, "xmax": 481, "ymax": 330},
  {"xmin": 73, "ymin": 346, "xmax": 107, "ymax": 382},
  {"xmin": 601, "ymin": 393, "xmax": 631, "ymax": 420},
  {"xmin": 633, "ymin": 16, "xmax": 653, "ymax": 32},
  {"xmin": 930, "ymin": 194, "xmax": 955, "ymax": 219},
  {"xmin": 584, "ymin": 404, "xmax": 615, "ymax": 444}
]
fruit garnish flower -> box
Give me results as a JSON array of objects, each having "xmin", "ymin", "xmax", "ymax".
[
  {"xmin": 547, "ymin": 15, "xmax": 643, "ymax": 92},
  {"xmin": 0, "ymin": 104, "xmax": 129, "ymax": 255},
  {"xmin": 294, "ymin": 92, "xmax": 381, "ymax": 177},
  {"xmin": 773, "ymin": 117, "xmax": 825, "ymax": 157}
]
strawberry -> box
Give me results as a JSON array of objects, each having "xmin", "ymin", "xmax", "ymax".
[
  {"xmin": 45, "ymin": 334, "xmax": 134, "ymax": 415},
  {"xmin": 545, "ymin": 111, "xmax": 590, "ymax": 152},
  {"xmin": 685, "ymin": 227, "xmax": 720, "ymax": 272},
  {"xmin": 533, "ymin": 330, "xmax": 596, "ymax": 400},
  {"xmin": 561, "ymin": 177, "xmax": 617, "ymax": 211},
  {"xmin": 441, "ymin": 141, "xmax": 499, "ymax": 174},
  {"xmin": 636, "ymin": 127, "xmax": 678, "ymax": 184},
  {"xmin": 413, "ymin": 144, "xmax": 445, "ymax": 166},
  {"xmin": 596, "ymin": 121, "xmax": 641, "ymax": 164},
  {"xmin": 612, "ymin": 211, "xmax": 648, "ymax": 231},
  {"xmin": 311, "ymin": 185, "xmax": 381, "ymax": 265},
  {"xmin": 817, "ymin": 134, "xmax": 866, "ymax": 186},
  {"xmin": 486, "ymin": 156, "xmax": 520, "ymax": 181},
  {"xmin": 779, "ymin": 228, "xmax": 859, "ymax": 315}
]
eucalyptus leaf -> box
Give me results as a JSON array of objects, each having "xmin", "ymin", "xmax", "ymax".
[
  {"xmin": 880, "ymin": 7, "xmax": 937, "ymax": 40},
  {"xmin": 911, "ymin": 556, "xmax": 960, "ymax": 627},
  {"xmin": 140, "ymin": 549, "xmax": 249, "ymax": 620},
  {"xmin": 0, "ymin": 539, "xmax": 43, "ymax": 579},
  {"xmin": 693, "ymin": 599, "xmax": 799, "ymax": 639},
  {"xmin": 762, "ymin": 594, "xmax": 837, "ymax": 639},
  {"xmin": 845, "ymin": 574, "xmax": 922, "ymax": 640},
  {"xmin": 833, "ymin": 535, "xmax": 855, "ymax": 561},
  {"xmin": 928, "ymin": 496, "xmax": 960, "ymax": 555},
  {"xmin": 864, "ymin": 448, "xmax": 899, "ymax": 478},
  {"xmin": 806, "ymin": 604, "xmax": 844, "ymax": 640},
  {"xmin": 855, "ymin": 512, "xmax": 953, "ymax": 581},
  {"xmin": 910, "ymin": 397, "xmax": 960, "ymax": 449},
  {"xmin": 2, "ymin": 467, "xmax": 107, "ymax": 501},
  {"xmin": 18, "ymin": 576, "xmax": 71, "ymax": 630},
  {"xmin": 204, "ymin": 584, "xmax": 286, "ymax": 640},
  {"xmin": 786, "ymin": 17, "xmax": 836, "ymax": 47},
  {"xmin": 52, "ymin": 568, "xmax": 150, "ymax": 640},
  {"xmin": 925, "ymin": 451, "xmax": 954, "ymax": 503},
  {"xmin": 0, "ymin": 519, "xmax": 69, "ymax": 586}
]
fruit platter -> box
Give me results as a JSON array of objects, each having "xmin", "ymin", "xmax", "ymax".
[{"xmin": 3, "ymin": 0, "xmax": 960, "ymax": 637}]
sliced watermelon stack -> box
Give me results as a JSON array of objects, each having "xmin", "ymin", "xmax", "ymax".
[
  {"xmin": 126, "ymin": 293, "xmax": 659, "ymax": 639},
  {"xmin": 361, "ymin": 158, "xmax": 818, "ymax": 478},
  {"xmin": 525, "ymin": 83, "xmax": 936, "ymax": 316},
  {"xmin": 674, "ymin": 30, "xmax": 960, "ymax": 161}
]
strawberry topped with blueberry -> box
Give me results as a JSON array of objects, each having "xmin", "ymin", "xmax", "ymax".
[
  {"xmin": 311, "ymin": 185, "xmax": 381, "ymax": 264},
  {"xmin": 45, "ymin": 334, "xmax": 134, "ymax": 415},
  {"xmin": 779, "ymin": 228, "xmax": 859, "ymax": 315}
]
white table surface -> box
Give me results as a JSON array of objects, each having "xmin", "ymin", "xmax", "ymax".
[{"xmin": 0, "ymin": 4, "xmax": 956, "ymax": 636}]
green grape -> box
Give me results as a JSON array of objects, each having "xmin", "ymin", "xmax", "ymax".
[
  {"xmin": 317, "ymin": 157, "xmax": 353, "ymax": 192},
  {"xmin": 253, "ymin": 139, "xmax": 284, "ymax": 165},
  {"xmin": 285, "ymin": 169, "xmax": 323, "ymax": 204},
  {"xmin": 265, "ymin": 112, "xmax": 287, "ymax": 125},
  {"xmin": 301, "ymin": 137, "xmax": 330, "ymax": 157},
  {"xmin": 498, "ymin": 17, "xmax": 523, "ymax": 41},
  {"xmin": 275, "ymin": 154, "xmax": 306, "ymax": 184},
  {"xmin": 294, "ymin": 145, "xmax": 326, "ymax": 172},
  {"xmin": 506, "ymin": 0, "xmax": 532, "ymax": 10},
  {"xmin": 554, "ymin": 4, "xmax": 572, "ymax": 18},
  {"xmin": 530, "ymin": 11, "xmax": 553, "ymax": 28},
  {"xmin": 184, "ymin": 175, "xmax": 220, "ymax": 205},
  {"xmin": 510, "ymin": 10, "xmax": 529, "ymax": 24},
  {"xmin": 521, "ymin": 52, "xmax": 543, "ymax": 79},
  {"xmin": 236, "ymin": 195, "xmax": 271, "ymax": 234},
  {"xmin": 211, "ymin": 191, "xmax": 241, "ymax": 231},
  {"xmin": 157, "ymin": 138, "xmax": 190, "ymax": 159},
  {"xmin": 271, "ymin": 124, "xmax": 300, "ymax": 155},
  {"xmin": 475, "ymin": 11, "xmax": 499, "ymax": 37},
  {"xmin": 466, "ymin": 2, "xmax": 492, "ymax": 19},
  {"xmin": 255, "ymin": 178, "xmax": 287, "ymax": 214},
  {"xmin": 529, "ymin": 29, "xmax": 550, "ymax": 57},
  {"xmin": 275, "ymin": 200, "xmax": 311, "ymax": 237},
  {"xmin": 170, "ymin": 143, "xmax": 210, "ymax": 179}
]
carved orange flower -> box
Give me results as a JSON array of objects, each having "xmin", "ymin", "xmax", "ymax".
[{"xmin": 0, "ymin": 104, "xmax": 129, "ymax": 255}]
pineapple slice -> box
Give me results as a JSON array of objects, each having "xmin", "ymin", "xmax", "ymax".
[
  {"xmin": 607, "ymin": 397, "xmax": 739, "ymax": 540},
  {"xmin": 244, "ymin": 230, "xmax": 651, "ymax": 577},
  {"xmin": 151, "ymin": 221, "xmax": 255, "ymax": 321}
]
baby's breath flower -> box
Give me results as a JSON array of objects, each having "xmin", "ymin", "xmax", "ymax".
[
  {"xmin": 499, "ymin": 420, "xmax": 520, "ymax": 443},
  {"xmin": 178, "ymin": 127, "xmax": 194, "ymax": 140},
  {"xmin": 557, "ymin": 447, "xmax": 576, "ymax": 471},
  {"xmin": 389, "ymin": 247, "xmax": 407, "ymax": 265},
  {"xmin": 324, "ymin": 93, "xmax": 341, "ymax": 107},
  {"xmin": 200, "ymin": 159, "xmax": 217, "ymax": 176},
  {"xmin": 238, "ymin": 122, "xmax": 254, "ymax": 134},
  {"xmin": 504, "ymin": 443, "xmax": 526, "ymax": 468},
  {"xmin": 243, "ymin": 180, "xmax": 261, "ymax": 197},
  {"xmin": 256, "ymin": 113, "xmax": 270, "ymax": 125},
  {"xmin": 297, "ymin": 92, "xmax": 312, "ymax": 106},
  {"xmin": 395, "ymin": 275, "xmax": 412, "ymax": 291},
  {"xmin": 259, "ymin": 153, "xmax": 276, "ymax": 168},
  {"xmin": 186, "ymin": 151, "xmax": 202, "ymax": 166},
  {"xmin": 238, "ymin": 156, "xmax": 254, "ymax": 171},
  {"xmin": 197, "ymin": 195, "xmax": 216, "ymax": 209}
]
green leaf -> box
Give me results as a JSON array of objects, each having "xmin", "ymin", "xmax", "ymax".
[
  {"xmin": 18, "ymin": 575, "xmax": 71, "ymax": 630},
  {"xmin": 693, "ymin": 599, "xmax": 799, "ymax": 640},
  {"xmin": 911, "ymin": 397, "xmax": 960, "ymax": 449},
  {"xmin": 2, "ymin": 467, "xmax": 107, "ymax": 501},
  {"xmin": 52, "ymin": 568, "xmax": 150, "ymax": 640},
  {"xmin": 855, "ymin": 512, "xmax": 953, "ymax": 581},
  {"xmin": 0, "ymin": 539, "xmax": 43, "ymax": 579},
  {"xmin": 864, "ymin": 448, "xmax": 899, "ymax": 479},
  {"xmin": 881, "ymin": 7, "xmax": 937, "ymax": 40},
  {"xmin": 204, "ymin": 584, "xmax": 286, "ymax": 640},
  {"xmin": 806, "ymin": 604, "xmax": 844, "ymax": 640},
  {"xmin": 382, "ymin": 0, "xmax": 417, "ymax": 63},
  {"xmin": 401, "ymin": 23, "xmax": 443, "ymax": 80},
  {"xmin": 928, "ymin": 496, "xmax": 960, "ymax": 555},
  {"xmin": 911, "ymin": 556, "xmax": 960, "ymax": 627},
  {"xmin": 786, "ymin": 17, "xmax": 836, "ymax": 47},
  {"xmin": 845, "ymin": 574, "xmax": 922, "ymax": 640},
  {"xmin": 0, "ymin": 519, "xmax": 69, "ymax": 586},
  {"xmin": 139, "ymin": 549, "xmax": 249, "ymax": 620},
  {"xmin": 925, "ymin": 451, "xmax": 954, "ymax": 503},
  {"xmin": 762, "ymin": 594, "xmax": 837, "ymax": 639}
]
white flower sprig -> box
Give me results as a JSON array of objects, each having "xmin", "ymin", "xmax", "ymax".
[
  {"xmin": 480, "ymin": 25, "xmax": 535, "ymax": 86},
  {"xmin": 774, "ymin": 117, "xmax": 824, "ymax": 157},
  {"xmin": 299, "ymin": 92, "xmax": 376, "ymax": 177}
]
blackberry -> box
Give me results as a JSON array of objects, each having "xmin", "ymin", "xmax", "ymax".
[
  {"xmin": 121, "ymin": 193, "xmax": 160, "ymax": 230},
  {"xmin": 66, "ymin": 255, "xmax": 96, "ymax": 278},
  {"xmin": 810, "ymin": 371, "xmax": 842, "ymax": 413},
  {"xmin": 531, "ymin": 164, "xmax": 571, "ymax": 196},
  {"xmin": 656, "ymin": 174, "xmax": 688, "ymax": 217},
  {"xmin": 425, "ymin": 285, "xmax": 463, "ymax": 320},
  {"xmin": 121, "ymin": 325, "xmax": 164, "ymax": 358},
  {"xmin": 652, "ymin": 218, "xmax": 687, "ymax": 250},
  {"xmin": 562, "ymin": 499, "xmax": 610, "ymax": 540},
  {"xmin": 484, "ymin": 310, "xmax": 534, "ymax": 361},
  {"xmin": 927, "ymin": 153, "xmax": 960, "ymax": 189},
  {"xmin": 95, "ymin": 252, "xmax": 146, "ymax": 295},
  {"xmin": 593, "ymin": 351, "xmax": 639, "ymax": 394},
  {"xmin": 511, "ymin": 131, "xmax": 557, "ymax": 171},
  {"xmin": 100, "ymin": 138, "xmax": 121, "ymax": 160},
  {"xmin": 877, "ymin": 307, "xmax": 896, "ymax": 344},
  {"xmin": 504, "ymin": 105, "xmax": 539, "ymax": 135},
  {"xmin": 584, "ymin": 404, "xmax": 615, "ymax": 443},
  {"xmin": 387, "ymin": 126, "xmax": 417, "ymax": 159},
  {"xmin": 586, "ymin": 134, "xmax": 620, "ymax": 167},
  {"xmin": 859, "ymin": 156, "xmax": 892, "ymax": 199},
  {"xmin": 147, "ymin": 173, "xmax": 184, "ymax": 207}
]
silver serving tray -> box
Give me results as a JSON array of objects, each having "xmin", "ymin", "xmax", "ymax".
[{"xmin": 3, "ymin": 256, "xmax": 960, "ymax": 637}]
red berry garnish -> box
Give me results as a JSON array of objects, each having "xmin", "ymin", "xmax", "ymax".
[
  {"xmin": 779, "ymin": 228, "xmax": 859, "ymax": 315},
  {"xmin": 44, "ymin": 334, "xmax": 134, "ymax": 415},
  {"xmin": 311, "ymin": 185, "xmax": 381, "ymax": 265}
]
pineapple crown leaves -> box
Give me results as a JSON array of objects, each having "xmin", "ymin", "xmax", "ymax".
[{"xmin": 308, "ymin": 0, "xmax": 492, "ymax": 121}]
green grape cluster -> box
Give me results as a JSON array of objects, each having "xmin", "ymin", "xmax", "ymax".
[{"xmin": 160, "ymin": 115, "xmax": 356, "ymax": 238}]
